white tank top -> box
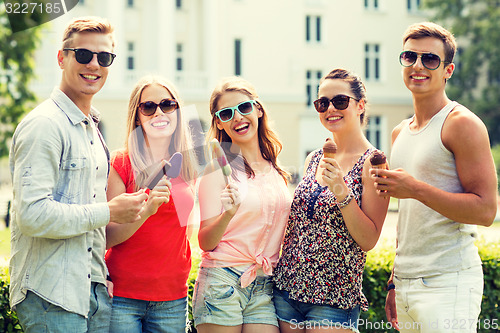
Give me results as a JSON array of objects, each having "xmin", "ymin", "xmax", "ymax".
[{"xmin": 391, "ymin": 101, "xmax": 481, "ymax": 278}]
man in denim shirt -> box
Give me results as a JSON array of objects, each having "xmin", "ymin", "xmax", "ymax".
[{"xmin": 9, "ymin": 17, "xmax": 149, "ymax": 332}]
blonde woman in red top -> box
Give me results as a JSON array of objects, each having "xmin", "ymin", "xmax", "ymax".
[{"xmin": 105, "ymin": 75, "xmax": 197, "ymax": 332}]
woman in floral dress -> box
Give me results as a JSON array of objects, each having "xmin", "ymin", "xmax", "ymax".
[{"xmin": 273, "ymin": 68, "xmax": 389, "ymax": 333}]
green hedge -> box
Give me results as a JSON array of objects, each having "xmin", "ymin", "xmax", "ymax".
[
  {"xmin": 187, "ymin": 251, "xmax": 200, "ymax": 333},
  {"xmin": 360, "ymin": 240, "xmax": 397, "ymax": 332},
  {"xmin": 359, "ymin": 240, "xmax": 500, "ymax": 333},
  {"xmin": 490, "ymin": 144, "xmax": 500, "ymax": 192},
  {"xmin": 477, "ymin": 242, "xmax": 500, "ymax": 333},
  {"xmin": 1, "ymin": 242, "xmax": 498, "ymax": 333},
  {"xmin": 185, "ymin": 241, "xmax": 500, "ymax": 333},
  {"xmin": 0, "ymin": 268, "xmax": 22, "ymax": 333}
]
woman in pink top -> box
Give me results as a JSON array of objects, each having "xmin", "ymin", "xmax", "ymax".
[{"xmin": 193, "ymin": 77, "xmax": 292, "ymax": 332}]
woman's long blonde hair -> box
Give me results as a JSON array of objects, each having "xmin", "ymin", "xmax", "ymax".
[
  {"xmin": 207, "ymin": 76, "xmax": 289, "ymax": 183},
  {"xmin": 125, "ymin": 75, "xmax": 197, "ymax": 189}
]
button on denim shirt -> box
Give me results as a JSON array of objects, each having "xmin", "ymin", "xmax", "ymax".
[{"xmin": 9, "ymin": 88, "xmax": 110, "ymax": 316}]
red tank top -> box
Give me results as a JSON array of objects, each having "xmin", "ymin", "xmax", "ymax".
[{"xmin": 105, "ymin": 150, "xmax": 193, "ymax": 301}]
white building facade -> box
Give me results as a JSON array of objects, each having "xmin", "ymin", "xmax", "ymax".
[{"xmin": 29, "ymin": 0, "xmax": 428, "ymax": 180}]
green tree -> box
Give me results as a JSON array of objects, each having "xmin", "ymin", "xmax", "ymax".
[
  {"xmin": 0, "ymin": 8, "xmax": 42, "ymax": 158},
  {"xmin": 423, "ymin": 0, "xmax": 500, "ymax": 144}
]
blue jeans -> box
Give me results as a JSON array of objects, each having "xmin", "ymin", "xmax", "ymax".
[
  {"xmin": 16, "ymin": 282, "xmax": 112, "ymax": 333},
  {"xmin": 109, "ymin": 296, "xmax": 187, "ymax": 333}
]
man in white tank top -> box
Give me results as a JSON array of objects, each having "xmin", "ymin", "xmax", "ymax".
[{"xmin": 371, "ymin": 22, "xmax": 497, "ymax": 333}]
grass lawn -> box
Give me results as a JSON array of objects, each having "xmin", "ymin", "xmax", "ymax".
[{"xmin": 0, "ymin": 229, "xmax": 9, "ymax": 254}]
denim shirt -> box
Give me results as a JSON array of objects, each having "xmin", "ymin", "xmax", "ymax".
[{"xmin": 9, "ymin": 88, "xmax": 111, "ymax": 316}]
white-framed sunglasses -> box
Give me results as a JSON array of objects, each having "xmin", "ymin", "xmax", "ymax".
[{"xmin": 214, "ymin": 100, "xmax": 256, "ymax": 122}]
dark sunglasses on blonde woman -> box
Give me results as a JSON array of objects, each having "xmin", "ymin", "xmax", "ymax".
[
  {"xmin": 138, "ymin": 99, "xmax": 179, "ymax": 116},
  {"xmin": 313, "ymin": 94, "xmax": 358, "ymax": 113}
]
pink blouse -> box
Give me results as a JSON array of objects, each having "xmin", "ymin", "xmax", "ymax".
[{"xmin": 201, "ymin": 166, "xmax": 292, "ymax": 287}]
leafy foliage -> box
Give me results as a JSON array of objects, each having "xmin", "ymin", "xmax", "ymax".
[
  {"xmin": 423, "ymin": 0, "xmax": 500, "ymax": 144},
  {"xmin": 490, "ymin": 144, "xmax": 500, "ymax": 191},
  {"xmin": 187, "ymin": 250, "xmax": 200, "ymax": 333},
  {"xmin": 0, "ymin": 8, "xmax": 42, "ymax": 157},
  {"xmin": 477, "ymin": 241, "xmax": 500, "ymax": 331},
  {"xmin": 360, "ymin": 242, "xmax": 397, "ymax": 332},
  {"xmin": 0, "ymin": 274, "xmax": 22, "ymax": 333},
  {"xmin": 360, "ymin": 240, "xmax": 500, "ymax": 333}
]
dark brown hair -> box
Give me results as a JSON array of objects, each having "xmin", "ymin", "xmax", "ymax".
[
  {"xmin": 321, "ymin": 68, "xmax": 368, "ymax": 126},
  {"xmin": 403, "ymin": 22, "xmax": 457, "ymax": 64}
]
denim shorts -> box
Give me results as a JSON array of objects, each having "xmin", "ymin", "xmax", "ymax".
[
  {"xmin": 273, "ymin": 287, "xmax": 360, "ymax": 332},
  {"xmin": 192, "ymin": 266, "xmax": 278, "ymax": 328},
  {"xmin": 109, "ymin": 296, "xmax": 187, "ymax": 333}
]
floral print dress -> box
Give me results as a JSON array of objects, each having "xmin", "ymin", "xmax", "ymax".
[{"xmin": 273, "ymin": 148, "xmax": 375, "ymax": 311}]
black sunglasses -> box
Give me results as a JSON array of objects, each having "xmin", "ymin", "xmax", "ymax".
[
  {"xmin": 138, "ymin": 99, "xmax": 178, "ymax": 116},
  {"xmin": 399, "ymin": 51, "xmax": 449, "ymax": 70},
  {"xmin": 313, "ymin": 94, "xmax": 358, "ymax": 113},
  {"xmin": 214, "ymin": 100, "xmax": 256, "ymax": 122},
  {"xmin": 64, "ymin": 48, "xmax": 116, "ymax": 67}
]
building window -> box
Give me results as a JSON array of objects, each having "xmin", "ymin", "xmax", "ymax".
[
  {"xmin": 79, "ymin": 0, "xmax": 85, "ymax": 5},
  {"xmin": 235, "ymin": 39, "xmax": 242, "ymax": 76},
  {"xmin": 306, "ymin": 70, "xmax": 322, "ymax": 106},
  {"xmin": 407, "ymin": 0, "xmax": 421, "ymax": 12},
  {"xmin": 306, "ymin": 15, "xmax": 322, "ymax": 43},
  {"xmin": 364, "ymin": 0, "xmax": 379, "ymax": 10},
  {"xmin": 127, "ymin": 42, "xmax": 135, "ymax": 70},
  {"xmin": 176, "ymin": 43, "xmax": 183, "ymax": 71},
  {"xmin": 176, "ymin": 0, "xmax": 182, "ymax": 9},
  {"xmin": 127, "ymin": 0, "xmax": 134, "ymax": 8},
  {"xmin": 365, "ymin": 43, "xmax": 380, "ymax": 81},
  {"xmin": 366, "ymin": 115, "xmax": 384, "ymax": 150}
]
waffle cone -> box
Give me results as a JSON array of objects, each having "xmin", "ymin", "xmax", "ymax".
[
  {"xmin": 323, "ymin": 151, "xmax": 336, "ymax": 159},
  {"xmin": 371, "ymin": 162, "xmax": 387, "ymax": 170}
]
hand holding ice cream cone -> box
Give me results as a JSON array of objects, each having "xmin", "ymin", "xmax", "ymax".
[{"xmin": 370, "ymin": 150, "xmax": 388, "ymax": 195}]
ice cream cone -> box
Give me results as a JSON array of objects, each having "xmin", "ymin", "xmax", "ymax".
[
  {"xmin": 370, "ymin": 150, "xmax": 387, "ymax": 169},
  {"xmin": 323, "ymin": 138, "xmax": 337, "ymax": 159}
]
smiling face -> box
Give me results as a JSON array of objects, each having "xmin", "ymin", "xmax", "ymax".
[
  {"xmin": 402, "ymin": 37, "xmax": 454, "ymax": 97},
  {"xmin": 215, "ymin": 91, "xmax": 262, "ymax": 145},
  {"xmin": 317, "ymin": 79, "xmax": 364, "ymax": 133},
  {"xmin": 137, "ymin": 84, "xmax": 178, "ymax": 144},
  {"xmin": 58, "ymin": 32, "xmax": 113, "ymax": 108}
]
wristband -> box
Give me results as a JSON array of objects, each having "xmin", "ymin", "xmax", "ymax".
[
  {"xmin": 387, "ymin": 283, "xmax": 395, "ymax": 291},
  {"xmin": 337, "ymin": 190, "xmax": 354, "ymax": 208}
]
